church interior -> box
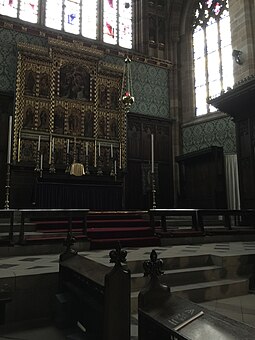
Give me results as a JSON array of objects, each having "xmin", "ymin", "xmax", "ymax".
[{"xmin": 1, "ymin": 0, "xmax": 255, "ymax": 339}]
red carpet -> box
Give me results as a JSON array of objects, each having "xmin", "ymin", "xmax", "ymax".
[{"xmin": 25, "ymin": 211, "xmax": 161, "ymax": 249}]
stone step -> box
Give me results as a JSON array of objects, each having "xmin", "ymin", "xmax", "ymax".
[
  {"xmin": 127, "ymin": 254, "xmax": 213, "ymax": 274},
  {"xmin": 131, "ymin": 277, "xmax": 249, "ymax": 314},
  {"xmin": 172, "ymin": 277, "xmax": 249, "ymax": 302},
  {"xmin": 131, "ymin": 264, "xmax": 224, "ymax": 291}
]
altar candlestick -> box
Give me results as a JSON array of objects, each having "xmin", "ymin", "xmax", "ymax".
[
  {"xmin": 119, "ymin": 143, "xmax": 122, "ymax": 169},
  {"xmin": 7, "ymin": 116, "xmax": 12, "ymax": 164},
  {"xmin": 98, "ymin": 142, "xmax": 101, "ymax": 156},
  {"xmin": 67, "ymin": 139, "xmax": 70, "ymax": 154},
  {"xmin": 49, "ymin": 134, "xmax": 52, "ymax": 164},
  {"xmin": 110, "ymin": 144, "xmax": 113, "ymax": 158},
  {"xmin": 114, "ymin": 160, "xmax": 117, "ymax": 175},
  {"xmin": 151, "ymin": 133, "xmax": 154, "ymax": 174},
  {"xmin": 86, "ymin": 142, "xmax": 88, "ymax": 156},
  {"xmin": 17, "ymin": 130, "xmax": 21, "ymax": 162},
  {"xmin": 73, "ymin": 137, "xmax": 76, "ymax": 158},
  {"xmin": 94, "ymin": 140, "xmax": 97, "ymax": 167},
  {"xmin": 52, "ymin": 137, "xmax": 54, "ymax": 152},
  {"xmin": 37, "ymin": 135, "xmax": 41, "ymax": 152},
  {"xmin": 40, "ymin": 153, "xmax": 43, "ymax": 170}
]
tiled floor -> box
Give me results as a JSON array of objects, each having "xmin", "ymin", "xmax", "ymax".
[
  {"xmin": 2, "ymin": 241, "xmax": 255, "ymax": 275},
  {"xmin": 1, "ymin": 241, "xmax": 255, "ymax": 339}
]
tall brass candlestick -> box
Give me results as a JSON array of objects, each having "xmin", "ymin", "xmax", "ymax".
[
  {"xmin": 85, "ymin": 142, "xmax": 88, "ymax": 156},
  {"xmin": 4, "ymin": 163, "xmax": 11, "ymax": 209},
  {"xmin": 110, "ymin": 144, "xmax": 113, "ymax": 158},
  {"xmin": 40, "ymin": 154, "xmax": 43, "ymax": 178},
  {"xmin": 49, "ymin": 134, "xmax": 52, "ymax": 164},
  {"xmin": 37, "ymin": 135, "xmax": 41, "ymax": 152},
  {"xmin": 94, "ymin": 139, "xmax": 97, "ymax": 167},
  {"xmin": 17, "ymin": 130, "xmax": 21, "ymax": 162},
  {"xmin": 151, "ymin": 133, "xmax": 154, "ymax": 174},
  {"xmin": 7, "ymin": 116, "xmax": 12, "ymax": 164},
  {"xmin": 5, "ymin": 116, "xmax": 12, "ymax": 209},
  {"xmin": 119, "ymin": 143, "xmax": 122, "ymax": 169},
  {"xmin": 73, "ymin": 137, "xmax": 76, "ymax": 162}
]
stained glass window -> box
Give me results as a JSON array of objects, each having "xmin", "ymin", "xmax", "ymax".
[
  {"xmin": 118, "ymin": 0, "xmax": 132, "ymax": 48},
  {"xmin": 0, "ymin": 0, "xmax": 38, "ymax": 23},
  {"xmin": 193, "ymin": 0, "xmax": 234, "ymax": 116},
  {"xmin": 0, "ymin": 0, "xmax": 133, "ymax": 48},
  {"xmin": 103, "ymin": 0, "xmax": 117, "ymax": 45},
  {"xmin": 0, "ymin": 0, "xmax": 18, "ymax": 18},
  {"xmin": 19, "ymin": 0, "xmax": 39, "ymax": 23},
  {"xmin": 45, "ymin": 0, "xmax": 62, "ymax": 30},
  {"xmin": 64, "ymin": 0, "xmax": 80, "ymax": 35},
  {"xmin": 81, "ymin": 0, "xmax": 98, "ymax": 40}
]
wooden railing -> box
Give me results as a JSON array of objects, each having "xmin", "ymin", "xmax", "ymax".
[
  {"xmin": 149, "ymin": 208, "xmax": 255, "ymax": 235},
  {"xmin": 18, "ymin": 208, "xmax": 89, "ymax": 244},
  {"xmin": 0, "ymin": 209, "xmax": 16, "ymax": 245},
  {"xmin": 1, "ymin": 208, "xmax": 255, "ymax": 246},
  {"xmin": 0, "ymin": 209, "xmax": 89, "ymax": 245}
]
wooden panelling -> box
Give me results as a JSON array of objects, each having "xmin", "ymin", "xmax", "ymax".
[
  {"xmin": 126, "ymin": 113, "xmax": 173, "ymax": 210},
  {"xmin": 176, "ymin": 147, "xmax": 227, "ymax": 209}
]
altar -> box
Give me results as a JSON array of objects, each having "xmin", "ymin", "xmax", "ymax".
[{"xmin": 34, "ymin": 174, "xmax": 123, "ymax": 210}]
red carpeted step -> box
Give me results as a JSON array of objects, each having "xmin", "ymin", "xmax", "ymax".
[
  {"xmin": 36, "ymin": 228, "xmax": 84, "ymax": 233},
  {"xmin": 157, "ymin": 230, "xmax": 204, "ymax": 238},
  {"xmin": 90, "ymin": 236, "xmax": 161, "ymax": 250},
  {"xmin": 87, "ymin": 226, "xmax": 154, "ymax": 239},
  {"xmin": 87, "ymin": 212, "xmax": 146, "ymax": 220},
  {"xmin": 24, "ymin": 233, "xmax": 87, "ymax": 243},
  {"xmin": 87, "ymin": 219, "xmax": 150, "ymax": 228},
  {"xmin": 33, "ymin": 218, "xmax": 151, "ymax": 230},
  {"xmin": 34, "ymin": 220, "xmax": 85, "ymax": 229}
]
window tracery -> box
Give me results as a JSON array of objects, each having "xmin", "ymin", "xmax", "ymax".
[{"xmin": 193, "ymin": 0, "xmax": 234, "ymax": 116}]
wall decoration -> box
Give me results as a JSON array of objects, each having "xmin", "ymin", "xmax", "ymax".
[
  {"xmin": 59, "ymin": 64, "xmax": 90, "ymax": 100},
  {"xmin": 182, "ymin": 116, "xmax": 236, "ymax": 154}
]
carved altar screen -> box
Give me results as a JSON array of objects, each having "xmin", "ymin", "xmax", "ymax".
[{"xmin": 13, "ymin": 39, "xmax": 126, "ymax": 175}]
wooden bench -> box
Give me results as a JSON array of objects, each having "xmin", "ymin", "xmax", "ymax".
[
  {"xmin": 0, "ymin": 285, "xmax": 11, "ymax": 325},
  {"xmin": 58, "ymin": 245, "xmax": 130, "ymax": 340},
  {"xmin": 18, "ymin": 209, "xmax": 89, "ymax": 244}
]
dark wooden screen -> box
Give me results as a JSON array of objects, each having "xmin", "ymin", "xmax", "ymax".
[
  {"xmin": 126, "ymin": 113, "xmax": 173, "ymax": 210},
  {"xmin": 176, "ymin": 146, "xmax": 227, "ymax": 209}
]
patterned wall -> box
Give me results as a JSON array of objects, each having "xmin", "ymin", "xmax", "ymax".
[
  {"xmin": 0, "ymin": 28, "xmax": 170, "ymax": 119},
  {"xmin": 0, "ymin": 28, "xmax": 46, "ymax": 93},
  {"xmin": 0, "ymin": 27, "xmax": 236, "ymax": 156},
  {"xmin": 103, "ymin": 55, "xmax": 170, "ymax": 118},
  {"xmin": 182, "ymin": 116, "xmax": 237, "ymax": 154}
]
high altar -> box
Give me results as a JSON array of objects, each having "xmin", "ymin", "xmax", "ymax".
[{"xmin": 10, "ymin": 39, "xmax": 128, "ymax": 209}]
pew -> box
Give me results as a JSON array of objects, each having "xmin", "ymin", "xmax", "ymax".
[
  {"xmin": 138, "ymin": 250, "xmax": 255, "ymax": 340},
  {"xmin": 0, "ymin": 284, "xmax": 11, "ymax": 325},
  {"xmin": 58, "ymin": 245, "xmax": 130, "ymax": 340}
]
